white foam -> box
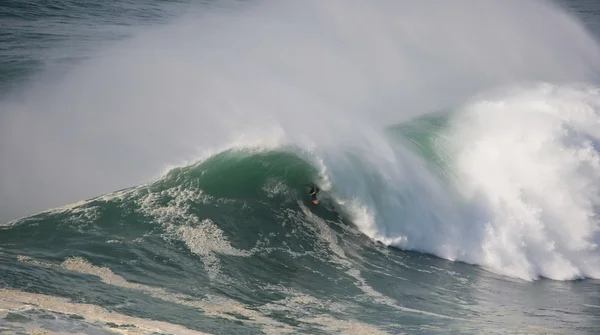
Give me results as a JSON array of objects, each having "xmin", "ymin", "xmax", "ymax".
[
  {"xmin": 299, "ymin": 317, "xmax": 391, "ymax": 335},
  {"xmin": 334, "ymin": 197, "xmax": 380, "ymax": 242},
  {"xmin": 297, "ymin": 202, "xmax": 459, "ymax": 321},
  {"xmin": 0, "ymin": 289, "xmax": 211, "ymax": 335},
  {"xmin": 16, "ymin": 255, "xmax": 289, "ymax": 331},
  {"xmin": 343, "ymin": 84, "xmax": 600, "ymax": 281},
  {"xmin": 262, "ymin": 177, "xmax": 291, "ymax": 199},
  {"xmin": 298, "ymin": 201, "xmax": 347, "ymax": 262},
  {"xmin": 176, "ymin": 220, "xmax": 251, "ymax": 280},
  {"xmin": 325, "ymin": 83, "xmax": 600, "ymax": 281},
  {"xmin": 176, "ymin": 220, "xmax": 249, "ymax": 257},
  {"xmin": 16, "ymin": 255, "xmax": 395, "ymax": 334},
  {"xmin": 131, "ymin": 183, "xmax": 254, "ymax": 280},
  {"xmin": 583, "ymin": 304, "xmax": 600, "ymax": 309},
  {"xmin": 445, "ymin": 84, "xmax": 600, "ymax": 280},
  {"xmin": 255, "ymin": 287, "xmax": 393, "ymax": 334}
]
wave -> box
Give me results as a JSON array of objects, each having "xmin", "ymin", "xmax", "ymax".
[
  {"xmin": 2, "ymin": 0, "xmax": 600, "ymax": 284},
  {"xmin": 12, "ymin": 83, "xmax": 600, "ymax": 283}
]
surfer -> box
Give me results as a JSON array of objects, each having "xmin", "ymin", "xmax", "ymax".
[{"xmin": 305, "ymin": 183, "xmax": 320, "ymax": 204}]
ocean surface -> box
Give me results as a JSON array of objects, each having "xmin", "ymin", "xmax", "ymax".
[{"xmin": 2, "ymin": 0, "xmax": 600, "ymax": 334}]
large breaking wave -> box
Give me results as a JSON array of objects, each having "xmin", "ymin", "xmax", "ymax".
[
  {"xmin": 11, "ymin": 82, "xmax": 600, "ymax": 282},
  {"xmin": 2, "ymin": 0, "xmax": 600, "ymax": 282}
]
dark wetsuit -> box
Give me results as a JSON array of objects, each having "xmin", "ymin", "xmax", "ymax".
[{"xmin": 306, "ymin": 183, "xmax": 320, "ymax": 203}]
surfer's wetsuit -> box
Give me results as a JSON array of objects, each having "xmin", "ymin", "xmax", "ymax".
[{"xmin": 306, "ymin": 183, "xmax": 320, "ymax": 203}]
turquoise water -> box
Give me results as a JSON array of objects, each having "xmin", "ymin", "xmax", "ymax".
[{"xmin": 2, "ymin": 1, "xmax": 600, "ymax": 334}]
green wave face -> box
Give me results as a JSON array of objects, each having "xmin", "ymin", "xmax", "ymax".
[
  {"xmin": 3, "ymin": 146, "xmax": 365, "ymax": 274},
  {"xmin": 158, "ymin": 149, "xmax": 319, "ymax": 200}
]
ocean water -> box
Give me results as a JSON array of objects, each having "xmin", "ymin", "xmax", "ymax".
[{"xmin": 1, "ymin": 0, "xmax": 600, "ymax": 334}]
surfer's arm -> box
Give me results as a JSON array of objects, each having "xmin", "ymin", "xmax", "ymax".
[
  {"xmin": 310, "ymin": 186, "xmax": 320, "ymax": 195},
  {"xmin": 305, "ymin": 183, "xmax": 319, "ymax": 195}
]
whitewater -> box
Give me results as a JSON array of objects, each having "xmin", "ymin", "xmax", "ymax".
[{"xmin": 1, "ymin": 0, "xmax": 600, "ymax": 334}]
